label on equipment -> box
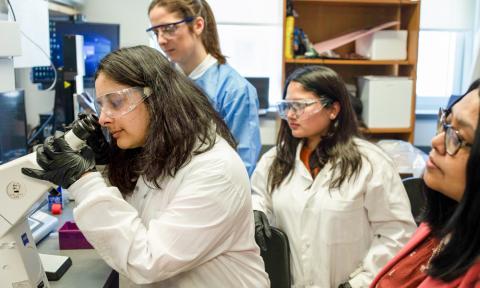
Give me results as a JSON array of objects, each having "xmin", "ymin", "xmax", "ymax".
[{"xmin": 6, "ymin": 181, "xmax": 25, "ymax": 199}]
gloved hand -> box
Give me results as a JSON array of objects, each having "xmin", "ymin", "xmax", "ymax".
[
  {"xmin": 22, "ymin": 136, "xmax": 96, "ymax": 188},
  {"xmin": 254, "ymin": 210, "xmax": 272, "ymax": 252},
  {"xmin": 338, "ymin": 282, "xmax": 352, "ymax": 288},
  {"xmin": 66, "ymin": 113, "xmax": 111, "ymax": 165}
]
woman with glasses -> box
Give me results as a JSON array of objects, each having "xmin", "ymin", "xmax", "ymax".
[
  {"xmin": 147, "ymin": 0, "xmax": 261, "ymax": 176},
  {"xmin": 23, "ymin": 46, "xmax": 270, "ymax": 288},
  {"xmin": 252, "ymin": 65, "xmax": 416, "ymax": 288},
  {"xmin": 370, "ymin": 80, "xmax": 480, "ymax": 288}
]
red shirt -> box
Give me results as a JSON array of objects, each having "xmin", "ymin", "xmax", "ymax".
[
  {"xmin": 371, "ymin": 223, "xmax": 480, "ymax": 288},
  {"xmin": 376, "ymin": 235, "xmax": 440, "ymax": 288}
]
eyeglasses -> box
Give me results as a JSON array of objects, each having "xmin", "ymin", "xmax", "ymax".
[
  {"xmin": 276, "ymin": 99, "xmax": 331, "ymax": 120},
  {"xmin": 437, "ymin": 108, "xmax": 472, "ymax": 156},
  {"xmin": 146, "ymin": 17, "xmax": 194, "ymax": 39},
  {"xmin": 95, "ymin": 87, "xmax": 152, "ymax": 119}
]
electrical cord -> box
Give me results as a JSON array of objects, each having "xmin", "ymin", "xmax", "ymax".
[
  {"xmin": 5, "ymin": 0, "xmax": 58, "ymax": 91},
  {"xmin": 6, "ymin": 0, "xmax": 15, "ymax": 21}
]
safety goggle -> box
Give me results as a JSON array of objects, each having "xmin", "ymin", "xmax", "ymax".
[
  {"xmin": 276, "ymin": 98, "xmax": 331, "ymax": 120},
  {"xmin": 95, "ymin": 87, "xmax": 152, "ymax": 119},
  {"xmin": 436, "ymin": 108, "xmax": 472, "ymax": 156},
  {"xmin": 146, "ymin": 17, "xmax": 194, "ymax": 39}
]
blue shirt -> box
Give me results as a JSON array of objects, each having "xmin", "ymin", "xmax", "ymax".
[{"xmin": 194, "ymin": 63, "xmax": 261, "ymax": 176}]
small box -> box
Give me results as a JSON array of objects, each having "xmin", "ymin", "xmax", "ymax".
[
  {"xmin": 58, "ymin": 221, "xmax": 93, "ymax": 250},
  {"xmin": 358, "ymin": 76, "xmax": 413, "ymax": 128},
  {"xmin": 355, "ymin": 30, "xmax": 407, "ymax": 60}
]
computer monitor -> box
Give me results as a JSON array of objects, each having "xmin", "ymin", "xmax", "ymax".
[
  {"xmin": 246, "ymin": 77, "xmax": 270, "ymax": 114},
  {"xmin": 32, "ymin": 20, "xmax": 120, "ymax": 88},
  {"xmin": 0, "ymin": 90, "xmax": 28, "ymax": 164}
]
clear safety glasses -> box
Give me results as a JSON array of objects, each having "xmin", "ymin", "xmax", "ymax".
[
  {"xmin": 276, "ymin": 99, "xmax": 331, "ymax": 120},
  {"xmin": 95, "ymin": 87, "xmax": 152, "ymax": 119},
  {"xmin": 146, "ymin": 17, "xmax": 194, "ymax": 40},
  {"xmin": 436, "ymin": 108, "xmax": 472, "ymax": 156}
]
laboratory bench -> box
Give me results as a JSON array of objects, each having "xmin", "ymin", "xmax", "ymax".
[{"xmin": 36, "ymin": 200, "xmax": 118, "ymax": 288}]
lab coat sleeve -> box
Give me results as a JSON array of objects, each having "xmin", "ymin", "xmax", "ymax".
[
  {"xmin": 222, "ymin": 85, "xmax": 261, "ymax": 176},
  {"xmin": 69, "ymin": 160, "xmax": 249, "ymax": 284},
  {"xmin": 348, "ymin": 157, "xmax": 417, "ymax": 288},
  {"xmin": 250, "ymin": 149, "xmax": 275, "ymax": 220}
]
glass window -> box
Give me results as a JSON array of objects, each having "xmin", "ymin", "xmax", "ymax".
[{"xmin": 416, "ymin": 31, "xmax": 458, "ymax": 99}]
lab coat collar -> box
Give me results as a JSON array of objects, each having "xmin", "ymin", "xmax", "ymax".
[{"xmin": 188, "ymin": 54, "xmax": 218, "ymax": 80}]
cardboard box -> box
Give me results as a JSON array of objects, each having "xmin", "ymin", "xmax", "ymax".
[
  {"xmin": 355, "ymin": 30, "xmax": 407, "ymax": 60},
  {"xmin": 358, "ymin": 76, "xmax": 413, "ymax": 128}
]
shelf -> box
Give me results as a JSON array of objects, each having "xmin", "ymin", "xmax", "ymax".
[
  {"xmin": 285, "ymin": 58, "xmax": 412, "ymax": 65},
  {"xmin": 284, "ymin": 0, "xmax": 420, "ymax": 143},
  {"xmin": 48, "ymin": 2, "xmax": 79, "ymax": 16},
  {"xmin": 293, "ymin": 0, "xmax": 419, "ymax": 4},
  {"xmin": 363, "ymin": 127, "xmax": 412, "ymax": 134}
]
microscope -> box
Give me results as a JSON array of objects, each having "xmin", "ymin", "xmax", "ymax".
[{"xmin": 0, "ymin": 114, "xmax": 99, "ymax": 288}]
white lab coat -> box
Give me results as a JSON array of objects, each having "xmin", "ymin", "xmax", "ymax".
[
  {"xmin": 251, "ymin": 138, "xmax": 416, "ymax": 288},
  {"xmin": 68, "ymin": 138, "xmax": 270, "ymax": 288}
]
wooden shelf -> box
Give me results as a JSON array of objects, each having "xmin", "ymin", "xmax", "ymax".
[
  {"xmin": 283, "ymin": 0, "xmax": 420, "ymax": 142},
  {"xmin": 285, "ymin": 58, "xmax": 412, "ymax": 65},
  {"xmin": 293, "ymin": 0, "xmax": 419, "ymax": 5},
  {"xmin": 363, "ymin": 127, "xmax": 412, "ymax": 134}
]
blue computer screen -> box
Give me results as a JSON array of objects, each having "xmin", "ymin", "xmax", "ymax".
[{"xmin": 33, "ymin": 20, "xmax": 120, "ymax": 87}]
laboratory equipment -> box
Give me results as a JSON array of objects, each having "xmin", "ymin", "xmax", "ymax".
[
  {"xmin": 32, "ymin": 19, "xmax": 120, "ymax": 89},
  {"xmin": 0, "ymin": 114, "xmax": 99, "ymax": 288},
  {"xmin": 0, "ymin": 90, "xmax": 28, "ymax": 164}
]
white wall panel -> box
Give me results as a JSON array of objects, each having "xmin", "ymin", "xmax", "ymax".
[
  {"xmin": 218, "ymin": 24, "xmax": 283, "ymax": 106},
  {"xmin": 208, "ymin": 0, "xmax": 282, "ymax": 24}
]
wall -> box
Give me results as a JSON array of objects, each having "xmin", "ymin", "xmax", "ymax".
[
  {"xmin": 208, "ymin": 0, "xmax": 283, "ymax": 145},
  {"xmin": 420, "ymin": 0, "xmax": 475, "ymax": 30},
  {"xmin": 81, "ymin": 0, "xmax": 151, "ymax": 47}
]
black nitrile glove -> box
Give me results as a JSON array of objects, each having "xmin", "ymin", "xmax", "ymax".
[
  {"xmin": 66, "ymin": 113, "xmax": 111, "ymax": 165},
  {"xmin": 22, "ymin": 136, "xmax": 96, "ymax": 188},
  {"xmin": 338, "ymin": 282, "xmax": 352, "ymax": 288},
  {"xmin": 254, "ymin": 210, "xmax": 272, "ymax": 252}
]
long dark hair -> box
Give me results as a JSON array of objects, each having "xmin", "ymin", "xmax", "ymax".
[
  {"xmin": 268, "ymin": 65, "xmax": 362, "ymax": 192},
  {"xmin": 426, "ymin": 85, "xmax": 480, "ymax": 281},
  {"xmin": 95, "ymin": 45, "xmax": 235, "ymax": 195},
  {"xmin": 148, "ymin": 0, "xmax": 226, "ymax": 64}
]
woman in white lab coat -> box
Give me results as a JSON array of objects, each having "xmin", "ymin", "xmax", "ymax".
[
  {"xmin": 23, "ymin": 45, "xmax": 270, "ymax": 288},
  {"xmin": 251, "ymin": 66, "xmax": 416, "ymax": 288}
]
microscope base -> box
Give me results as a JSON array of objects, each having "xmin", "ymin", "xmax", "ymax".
[{"xmin": 0, "ymin": 219, "xmax": 49, "ymax": 288}]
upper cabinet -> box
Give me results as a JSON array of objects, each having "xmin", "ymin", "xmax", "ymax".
[{"xmin": 282, "ymin": 0, "xmax": 421, "ymax": 142}]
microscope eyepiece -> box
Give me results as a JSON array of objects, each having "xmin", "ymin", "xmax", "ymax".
[{"xmin": 71, "ymin": 114, "xmax": 99, "ymax": 141}]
